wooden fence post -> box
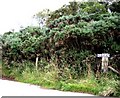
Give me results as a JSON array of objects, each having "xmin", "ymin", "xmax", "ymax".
[{"xmin": 36, "ymin": 56, "xmax": 39, "ymax": 70}]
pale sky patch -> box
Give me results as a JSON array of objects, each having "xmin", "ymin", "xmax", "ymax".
[{"xmin": 0, "ymin": 0, "xmax": 81, "ymax": 34}]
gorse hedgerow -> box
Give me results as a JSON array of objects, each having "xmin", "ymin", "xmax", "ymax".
[{"xmin": 2, "ymin": 12, "xmax": 120, "ymax": 76}]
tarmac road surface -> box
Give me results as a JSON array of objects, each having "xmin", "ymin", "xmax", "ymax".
[{"xmin": 0, "ymin": 79, "xmax": 95, "ymax": 96}]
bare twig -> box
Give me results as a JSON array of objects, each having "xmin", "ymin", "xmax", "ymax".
[{"xmin": 108, "ymin": 66, "xmax": 120, "ymax": 75}]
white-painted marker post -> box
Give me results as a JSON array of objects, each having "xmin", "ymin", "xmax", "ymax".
[
  {"xmin": 36, "ymin": 56, "xmax": 39, "ymax": 70},
  {"xmin": 97, "ymin": 53, "xmax": 110, "ymax": 73}
]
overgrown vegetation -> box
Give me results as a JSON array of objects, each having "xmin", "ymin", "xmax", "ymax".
[
  {"xmin": 1, "ymin": 1, "xmax": 120, "ymax": 97},
  {"xmin": 2, "ymin": 61, "xmax": 119, "ymax": 96}
]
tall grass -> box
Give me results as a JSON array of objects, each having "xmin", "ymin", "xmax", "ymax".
[{"xmin": 2, "ymin": 61, "xmax": 119, "ymax": 97}]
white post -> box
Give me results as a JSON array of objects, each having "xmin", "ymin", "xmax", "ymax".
[
  {"xmin": 97, "ymin": 53, "xmax": 110, "ymax": 73},
  {"xmin": 101, "ymin": 56, "xmax": 108, "ymax": 73},
  {"xmin": 36, "ymin": 56, "xmax": 39, "ymax": 70}
]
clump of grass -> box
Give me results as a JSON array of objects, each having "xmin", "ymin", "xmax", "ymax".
[{"xmin": 114, "ymin": 80, "xmax": 120, "ymax": 97}]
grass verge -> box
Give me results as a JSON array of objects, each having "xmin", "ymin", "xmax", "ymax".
[{"xmin": 2, "ymin": 62, "xmax": 119, "ymax": 97}]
